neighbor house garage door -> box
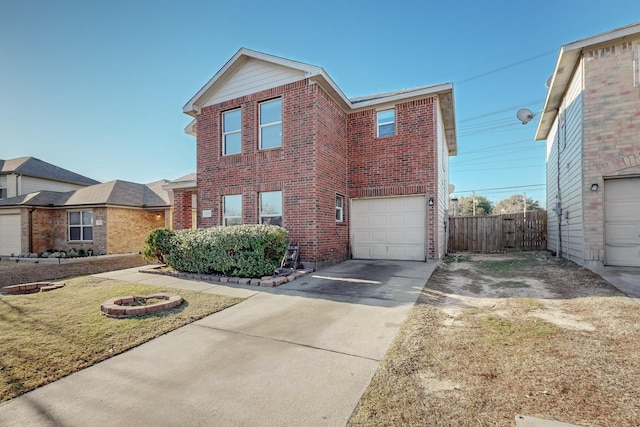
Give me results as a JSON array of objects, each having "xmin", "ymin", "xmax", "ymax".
[
  {"xmin": 0, "ymin": 213, "xmax": 21, "ymax": 256},
  {"xmin": 604, "ymin": 177, "xmax": 640, "ymax": 267},
  {"xmin": 351, "ymin": 196, "xmax": 426, "ymax": 261}
]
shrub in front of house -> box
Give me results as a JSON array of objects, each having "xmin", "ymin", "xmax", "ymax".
[
  {"xmin": 142, "ymin": 227, "xmax": 176, "ymax": 263},
  {"xmin": 145, "ymin": 225, "xmax": 289, "ymax": 278}
]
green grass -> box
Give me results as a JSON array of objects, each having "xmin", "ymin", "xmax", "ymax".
[{"xmin": 0, "ymin": 276, "xmax": 243, "ymax": 402}]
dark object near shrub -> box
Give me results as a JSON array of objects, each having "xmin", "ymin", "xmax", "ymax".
[
  {"xmin": 165, "ymin": 225, "xmax": 288, "ymax": 278},
  {"xmin": 142, "ymin": 228, "xmax": 175, "ymax": 263}
]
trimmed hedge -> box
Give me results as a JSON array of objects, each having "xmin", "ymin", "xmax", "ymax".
[{"xmin": 143, "ymin": 225, "xmax": 289, "ymax": 278}]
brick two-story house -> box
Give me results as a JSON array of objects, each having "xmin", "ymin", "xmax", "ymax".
[
  {"xmin": 535, "ymin": 22, "xmax": 640, "ymax": 267},
  {"xmin": 176, "ymin": 48, "xmax": 457, "ymax": 268}
]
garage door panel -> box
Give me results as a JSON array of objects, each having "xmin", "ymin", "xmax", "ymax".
[
  {"xmin": 0, "ymin": 214, "xmax": 21, "ymax": 256},
  {"xmin": 605, "ymin": 178, "xmax": 640, "ymax": 267},
  {"xmin": 351, "ymin": 196, "xmax": 426, "ymax": 261},
  {"xmin": 606, "ymin": 224, "xmax": 638, "ymax": 244}
]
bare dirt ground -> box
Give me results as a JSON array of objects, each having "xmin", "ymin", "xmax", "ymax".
[
  {"xmin": 349, "ymin": 251, "xmax": 640, "ymax": 426},
  {"xmin": 0, "ymin": 255, "xmax": 151, "ymax": 287}
]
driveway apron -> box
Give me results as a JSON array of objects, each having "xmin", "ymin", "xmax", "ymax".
[{"xmin": 0, "ymin": 260, "xmax": 436, "ymax": 427}]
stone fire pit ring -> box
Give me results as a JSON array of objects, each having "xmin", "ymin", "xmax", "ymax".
[{"xmin": 101, "ymin": 293, "xmax": 183, "ymax": 318}]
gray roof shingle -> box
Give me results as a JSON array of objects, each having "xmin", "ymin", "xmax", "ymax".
[
  {"xmin": 0, "ymin": 180, "xmax": 171, "ymax": 209},
  {"xmin": 0, "ymin": 157, "xmax": 99, "ymax": 186}
]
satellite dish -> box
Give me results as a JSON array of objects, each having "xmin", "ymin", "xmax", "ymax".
[
  {"xmin": 448, "ymin": 184, "xmax": 455, "ymax": 195},
  {"xmin": 516, "ymin": 108, "xmax": 535, "ymax": 125}
]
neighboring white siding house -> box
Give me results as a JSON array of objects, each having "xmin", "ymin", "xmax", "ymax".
[
  {"xmin": 536, "ymin": 23, "xmax": 640, "ymax": 268},
  {"xmin": 545, "ymin": 63, "xmax": 584, "ymax": 263}
]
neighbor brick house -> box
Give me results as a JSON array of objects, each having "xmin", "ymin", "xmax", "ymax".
[
  {"xmin": 0, "ymin": 179, "xmax": 171, "ymax": 256},
  {"xmin": 0, "ymin": 157, "xmax": 100, "ymax": 255},
  {"xmin": 535, "ymin": 22, "xmax": 640, "ymax": 267},
  {"xmin": 176, "ymin": 48, "xmax": 457, "ymax": 268}
]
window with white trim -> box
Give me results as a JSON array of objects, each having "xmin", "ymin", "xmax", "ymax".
[
  {"xmin": 259, "ymin": 99, "xmax": 282, "ymax": 149},
  {"xmin": 223, "ymin": 195, "xmax": 242, "ymax": 226},
  {"xmin": 335, "ymin": 195, "xmax": 344, "ymax": 222},
  {"xmin": 69, "ymin": 210, "xmax": 93, "ymax": 241},
  {"xmin": 0, "ymin": 175, "xmax": 6, "ymax": 199},
  {"xmin": 377, "ymin": 109, "xmax": 395, "ymax": 137},
  {"xmin": 260, "ymin": 191, "xmax": 282, "ymax": 226},
  {"xmin": 222, "ymin": 109, "xmax": 241, "ymax": 155}
]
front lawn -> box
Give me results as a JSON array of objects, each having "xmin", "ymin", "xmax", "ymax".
[{"xmin": 0, "ymin": 276, "xmax": 243, "ymax": 402}]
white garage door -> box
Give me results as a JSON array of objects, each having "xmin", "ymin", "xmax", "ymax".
[
  {"xmin": 605, "ymin": 178, "xmax": 640, "ymax": 267},
  {"xmin": 0, "ymin": 213, "xmax": 22, "ymax": 256},
  {"xmin": 351, "ymin": 196, "xmax": 426, "ymax": 261}
]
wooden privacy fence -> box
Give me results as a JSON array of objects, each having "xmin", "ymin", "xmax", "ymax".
[{"xmin": 448, "ymin": 211, "xmax": 547, "ymax": 252}]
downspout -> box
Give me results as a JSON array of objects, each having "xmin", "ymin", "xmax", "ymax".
[
  {"xmin": 555, "ymin": 112, "xmax": 565, "ymax": 258},
  {"xmin": 28, "ymin": 207, "xmax": 35, "ymax": 253}
]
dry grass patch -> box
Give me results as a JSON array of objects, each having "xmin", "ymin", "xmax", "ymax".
[
  {"xmin": 0, "ymin": 276, "xmax": 243, "ymax": 402},
  {"xmin": 349, "ymin": 252, "xmax": 640, "ymax": 426}
]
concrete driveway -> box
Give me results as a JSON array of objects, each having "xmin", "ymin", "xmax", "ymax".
[{"xmin": 0, "ymin": 259, "xmax": 436, "ymax": 427}]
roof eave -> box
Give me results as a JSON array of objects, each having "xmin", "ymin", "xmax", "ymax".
[{"xmin": 535, "ymin": 21, "xmax": 640, "ymax": 140}]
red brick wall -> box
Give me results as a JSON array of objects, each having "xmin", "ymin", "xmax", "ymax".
[
  {"xmin": 348, "ymin": 97, "xmax": 438, "ymax": 259},
  {"xmin": 196, "ymin": 80, "xmax": 325, "ymax": 264},
  {"xmin": 314, "ymin": 85, "xmax": 349, "ymax": 266},
  {"xmin": 173, "ymin": 189, "xmax": 195, "ymax": 230},
  {"xmin": 193, "ymin": 79, "xmax": 441, "ymax": 264},
  {"xmin": 31, "ymin": 209, "xmax": 55, "ymax": 253}
]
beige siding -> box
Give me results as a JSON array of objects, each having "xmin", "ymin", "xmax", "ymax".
[
  {"xmin": 546, "ymin": 62, "xmax": 584, "ymax": 261},
  {"xmin": 20, "ymin": 176, "xmax": 89, "ymax": 196},
  {"xmin": 203, "ymin": 58, "xmax": 305, "ymax": 108}
]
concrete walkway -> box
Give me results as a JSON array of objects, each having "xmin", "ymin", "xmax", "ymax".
[
  {"xmin": 588, "ymin": 265, "xmax": 640, "ymax": 303},
  {"xmin": 0, "ymin": 260, "xmax": 437, "ymax": 427}
]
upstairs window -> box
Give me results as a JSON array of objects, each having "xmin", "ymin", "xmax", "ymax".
[
  {"xmin": 222, "ymin": 109, "xmax": 241, "ymax": 155},
  {"xmin": 377, "ymin": 109, "xmax": 395, "ymax": 137},
  {"xmin": 69, "ymin": 210, "xmax": 93, "ymax": 241},
  {"xmin": 259, "ymin": 99, "xmax": 282, "ymax": 149},
  {"xmin": 336, "ymin": 195, "xmax": 344, "ymax": 222},
  {"xmin": 0, "ymin": 175, "xmax": 6, "ymax": 199},
  {"xmin": 223, "ymin": 195, "xmax": 242, "ymax": 226},
  {"xmin": 260, "ymin": 191, "xmax": 282, "ymax": 226}
]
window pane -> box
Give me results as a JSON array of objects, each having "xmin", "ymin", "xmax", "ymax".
[
  {"xmin": 83, "ymin": 226, "xmax": 93, "ymax": 241},
  {"xmin": 70, "ymin": 227, "xmax": 81, "ymax": 240},
  {"xmin": 260, "ymin": 99, "xmax": 281, "ymax": 125},
  {"xmin": 224, "ymin": 132, "xmax": 241, "ymax": 155},
  {"xmin": 224, "ymin": 195, "xmax": 242, "ymax": 217},
  {"xmin": 260, "ymin": 191, "xmax": 282, "ymax": 215},
  {"xmin": 226, "ymin": 217, "xmax": 242, "ymax": 226},
  {"xmin": 377, "ymin": 109, "xmax": 394, "ymax": 124},
  {"xmin": 261, "ymin": 216, "xmax": 282, "ymax": 227},
  {"xmin": 378, "ymin": 123, "xmax": 395, "ymax": 137},
  {"xmin": 81, "ymin": 211, "xmax": 93, "ymax": 225},
  {"xmin": 69, "ymin": 211, "xmax": 81, "ymax": 225},
  {"xmin": 261, "ymin": 124, "xmax": 282, "ymax": 149},
  {"xmin": 223, "ymin": 109, "xmax": 241, "ymax": 132}
]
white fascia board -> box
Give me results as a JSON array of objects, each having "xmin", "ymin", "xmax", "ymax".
[
  {"xmin": 184, "ymin": 119, "xmax": 196, "ymax": 137},
  {"xmin": 163, "ymin": 180, "xmax": 196, "ymax": 191},
  {"xmin": 349, "ymin": 83, "xmax": 454, "ymax": 111}
]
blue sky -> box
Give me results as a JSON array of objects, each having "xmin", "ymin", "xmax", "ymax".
[{"xmin": 1, "ymin": 1, "xmax": 638, "ymax": 207}]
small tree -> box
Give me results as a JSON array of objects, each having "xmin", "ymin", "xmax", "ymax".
[
  {"xmin": 453, "ymin": 195, "xmax": 494, "ymax": 216},
  {"xmin": 142, "ymin": 228, "xmax": 175, "ymax": 263},
  {"xmin": 495, "ymin": 194, "xmax": 543, "ymax": 214}
]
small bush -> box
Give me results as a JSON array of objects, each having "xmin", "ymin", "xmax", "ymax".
[
  {"xmin": 142, "ymin": 228, "xmax": 175, "ymax": 263},
  {"xmin": 163, "ymin": 225, "xmax": 288, "ymax": 278}
]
